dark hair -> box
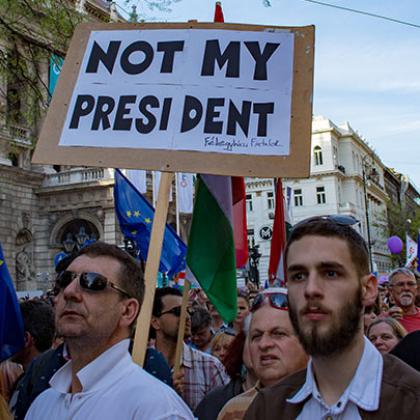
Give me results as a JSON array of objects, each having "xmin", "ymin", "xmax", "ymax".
[
  {"xmin": 152, "ymin": 287, "xmax": 182, "ymax": 317},
  {"xmin": 222, "ymin": 330, "xmax": 246, "ymax": 379},
  {"xmin": 20, "ymin": 300, "xmax": 55, "ymax": 352},
  {"xmin": 76, "ymin": 241, "xmax": 145, "ymax": 306},
  {"xmin": 191, "ymin": 306, "xmax": 212, "ymax": 334},
  {"xmin": 285, "ymin": 218, "xmax": 369, "ymax": 277}
]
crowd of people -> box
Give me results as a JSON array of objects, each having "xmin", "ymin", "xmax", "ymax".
[{"xmin": 1, "ymin": 217, "xmax": 420, "ymax": 419}]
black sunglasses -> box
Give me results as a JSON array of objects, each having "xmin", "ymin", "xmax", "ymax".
[
  {"xmin": 159, "ymin": 306, "xmax": 193, "ymax": 317},
  {"xmin": 294, "ymin": 214, "xmax": 359, "ymax": 229},
  {"xmin": 54, "ymin": 271, "xmax": 131, "ymax": 298},
  {"xmin": 251, "ymin": 292, "xmax": 288, "ymax": 312}
]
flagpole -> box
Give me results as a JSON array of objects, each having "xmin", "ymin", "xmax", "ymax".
[
  {"xmin": 175, "ymin": 173, "xmax": 181, "ymax": 236},
  {"xmin": 132, "ymin": 171, "xmax": 174, "ymax": 366}
]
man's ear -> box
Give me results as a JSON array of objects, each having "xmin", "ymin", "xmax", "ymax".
[
  {"xmin": 24, "ymin": 331, "xmax": 33, "ymax": 349},
  {"xmin": 362, "ymin": 274, "xmax": 378, "ymax": 307},
  {"xmin": 150, "ymin": 315, "xmax": 161, "ymax": 332},
  {"xmin": 120, "ymin": 298, "xmax": 140, "ymax": 329}
]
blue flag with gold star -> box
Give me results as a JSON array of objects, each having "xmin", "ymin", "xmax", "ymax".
[
  {"xmin": 114, "ymin": 169, "xmax": 186, "ymax": 278},
  {"xmin": 0, "ymin": 242, "xmax": 24, "ymax": 362}
]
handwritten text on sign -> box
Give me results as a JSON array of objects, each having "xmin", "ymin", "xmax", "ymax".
[{"xmin": 60, "ymin": 29, "xmax": 294, "ymax": 155}]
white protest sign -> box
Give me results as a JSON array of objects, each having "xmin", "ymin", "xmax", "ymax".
[{"xmin": 61, "ymin": 29, "xmax": 293, "ymax": 155}]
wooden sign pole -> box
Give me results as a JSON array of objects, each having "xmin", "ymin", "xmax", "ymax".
[
  {"xmin": 132, "ymin": 171, "xmax": 174, "ymax": 366},
  {"xmin": 173, "ymin": 279, "xmax": 190, "ymax": 374}
]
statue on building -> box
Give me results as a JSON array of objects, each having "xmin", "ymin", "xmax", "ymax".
[{"xmin": 16, "ymin": 248, "xmax": 33, "ymax": 284}]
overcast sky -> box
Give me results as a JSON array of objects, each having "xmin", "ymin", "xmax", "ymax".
[{"xmin": 117, "ymin": 0, "xmax": 420, "ymax": 187}]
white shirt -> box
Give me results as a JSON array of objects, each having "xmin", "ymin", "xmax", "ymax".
[
  {"xmin": 287, "ymin": 337, "xmax": 383, "ymax": 420},
  {"xmin": 25, "ymin": 339, "xmax": 194, "ymax": 420}
]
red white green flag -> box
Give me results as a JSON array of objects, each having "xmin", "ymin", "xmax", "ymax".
[{"xmin": 186, "ymin": 175, "xmax": 237, "ymax": 322}]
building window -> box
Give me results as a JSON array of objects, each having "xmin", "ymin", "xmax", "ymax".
[
  {"xmin": 294, "ymin": 189, "xmax": 303, "ymax": 207},
  {"xmin": 267, "ymin": 191, "xmax": 274, "ymax": 210},
  {"xmin": 316, "ymin": 186, "xmax": 326, "ymax": 204},
  {"xmin": 246, "ymin": 194, "xmax": 253, "ymax": 212},
  {"xmin": 314, "ymin": 146, "xmax": 323, "ymax": 166}
]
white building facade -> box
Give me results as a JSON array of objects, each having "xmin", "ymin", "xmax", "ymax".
[{"xmin": 246, "ymin": 116, "xmax": 392, "ymax": 284}]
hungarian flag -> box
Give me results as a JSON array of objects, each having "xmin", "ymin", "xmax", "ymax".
[
  {"xmin": 186, "ymin": 175, "xmax": 237, "ymax": 322},
  {"xmin": 268, "ymin": 179, "xmax": 292, "ymax": 286},
  {"xmin": 213, "ymin": 2, "xmax": 248, "ymax": 268}
]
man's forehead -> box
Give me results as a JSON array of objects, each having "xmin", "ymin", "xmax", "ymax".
[
  {"xmin": 391, "ymin": 273, "xmax": 414, "ymax": 282},
  {"xmin": 162, "ymin": 294, "xmax": 182, "ymax": 308},
  {"xmin": 287, "ymin": 235, "xmax": 352, "ymax": 266},
  {"xmin": 251, "ymin": 305, "xmax": 291, "ymax": 329}
]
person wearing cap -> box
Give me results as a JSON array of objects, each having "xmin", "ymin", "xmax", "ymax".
[
  {"xmin": 218, "ymin": 289, "xmax": 308, "ymax": 420},
  {"xmin": 25, "ymin": 242, "xmax": 193, "ymax": 420},
  {"xmin": 388, "ymin": 267, "xmax": 420, "ymax": 333},
  {"xmin": 245, "ymin": 215, "xmax": 420, "ymax": 419}
]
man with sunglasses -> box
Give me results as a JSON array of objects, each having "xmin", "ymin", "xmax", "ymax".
[
  {"xmin": 245, "ymin": 216, "xmax": 420, "ymax": 419},
  {"xmin": 388, "ymin": 267, "xmax": 420, "ymax": 333},
  {"xmin": 151, "ymin": 287, "xmax": 229, "ymax": 411},
  {"xmin": 218, "ymin": 289, "xmax": 307, "ymax": 419},
  {"xmin": 26, "ymin": 242, "xmax": 193, "ymax": 420}
]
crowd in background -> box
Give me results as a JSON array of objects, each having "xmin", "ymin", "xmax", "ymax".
[{"xmin": 1, "ymin": 260, "xmax": 419, "ymax": 419}]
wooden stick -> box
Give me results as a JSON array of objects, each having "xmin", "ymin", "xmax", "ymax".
[
  {"xmin": 173, "ymin": 279, "xmax": 190, "ymax": 374},
  {"xmin": 132, "ymin": 171, "xmax": 174, "ymax": 366}
]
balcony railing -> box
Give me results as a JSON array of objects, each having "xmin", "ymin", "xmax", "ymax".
[
  {"xmin": 0, "ymin": 124, "xmax": 32, "ymax": 146},
  {"xmin": 42, "ymin": 167, "xmax": 114, "ymax": 187}
]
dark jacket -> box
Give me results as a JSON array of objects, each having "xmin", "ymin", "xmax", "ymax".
[
  {"xmin": 244, "ymin": 354, "xmax": 420, "ymax": 420},
  {"xmin": 194, "ymin": 378, "xmax": 243, "ymax": 420}
]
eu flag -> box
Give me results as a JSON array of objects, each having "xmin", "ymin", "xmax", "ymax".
[
  {"xmin": 114, "ymin": 169, "xmax": 187, "ymax": 279},
  {"xmin": 0, "ymin": 243, "xmax": 24, "ymax": 362}
]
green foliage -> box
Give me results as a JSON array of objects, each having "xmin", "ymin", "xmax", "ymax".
[{"xmin": 0, "ymin": 0, "xmax": 86, "ymax": 130}]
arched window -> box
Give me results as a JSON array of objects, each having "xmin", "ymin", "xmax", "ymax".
[{"xmin": 314, "ymin": 146, "xmax": 323, "ymax": 165}]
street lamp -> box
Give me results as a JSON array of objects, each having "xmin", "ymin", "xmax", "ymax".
[
  {"xmin": 248, "ymin": 244, "xmax": 261, "ymax": 288},
  {"xmin": 362, "ymin": 155, "xmax": 378, "ymax": 272}
]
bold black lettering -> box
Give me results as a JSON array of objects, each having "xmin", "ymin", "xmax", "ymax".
[
  {"xmin": 181, "ymin": 96, "xmax": 202, "ymax": 133},
  {"xmin": 204, "ymin": 98, "xmax": 224, "ymax": 134},
  {"xmin": 85, "ymin": 41, "xmax": 121, "ymax": 74},
  {"xmin": 244, "ymin": 42, "xmax": 280, "ymax": 80},
  {"xmin": 91, "ymin": 96, "xmax": 115, "ymax": 130},
  {"xmin": 69, "ymin": 95, "xmax": 95, "ymax": 128},
  {"xmin": 227, "ymin": 100, "xmax": 251, "ymax": 136},
  {"xmin": 136, "ymin": 95, "xmax": 159, "ymax": 134},
  {"xmin": 201, "ymin": 40, "xmax": 240, "ymax": 78},
  {"xmin": 120, "ymin": 41, "xmax": 154, "ymax": 75},
  {"xmin": 157, "ymin": 41, "xmax": 185, "ymax": 73},
  {"xmin": 159, "ymin": 98, "xmax": 172, "ymax": 130},
  {"xmin": 253, "ymin": 103, "xmax": 274, "ymax": 136},
  {"xmin": 113, "ymin": 96, "xmax": 136, "ymax": 131}
]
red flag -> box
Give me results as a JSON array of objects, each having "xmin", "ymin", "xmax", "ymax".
[
  {"xmin": 268, "ymin": 179, "xmax": 287, "ymax": 286},
  {"xmin": 213, "ymin": 2, "xmax": 248, "ymax": 268},
  {"xmin": 214, "ymin": 1, "xmax": 224, "ymax": 23}
]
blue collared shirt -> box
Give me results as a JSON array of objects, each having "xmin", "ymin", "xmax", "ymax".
[{"xmin": 287, "ymin": 336, "xmax": 383, "ymax": 420}]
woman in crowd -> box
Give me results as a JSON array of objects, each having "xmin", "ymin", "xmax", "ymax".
[
  {"xmin": 367, "ymin": 317, "xmax": 407, "ymax": 354},
  {"xmin": 211, "ymin": 330, "xmax": 236, "ymax": 363}
]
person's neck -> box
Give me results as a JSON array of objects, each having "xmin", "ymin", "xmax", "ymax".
[
  {"xmin": 401, "ymin": 304, "xmax": 417, "ymax": 315},
  {"xmin": 23, "ymin": 348, "xmax": 40, "ymax": 371},
  {"xmin": 311, "ymin": 333, "xmax": 365, "ymax": 407},
  {"xmin": 212, "ymin": 317, "xmax": 224, "ymax": 331},
  {"xmin": 155, "ymin": 335, "xmax": 177, "ymax": 368},
  {"xmin": 67, "ymin": 337, "xmax": 122, "ymax": 393}
]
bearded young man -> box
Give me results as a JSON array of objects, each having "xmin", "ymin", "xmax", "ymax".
[{"xmin": 245, "ymin": 216, "xmax": 420, "ymax": 419}]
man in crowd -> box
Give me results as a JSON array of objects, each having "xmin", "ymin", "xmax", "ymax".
[
  {"xmin": 245, "ymin": 216, "xmax": 420, "ymax": 419},
  {"xmin": 191, "ymin": 306, "xmax": 214, "ymax": 353},
  {"xmin": 388, "ymin": 267, "xmax": 420, "ymax": 332},
  {"xmin": 25, "ymin": 242, "xmax": 193, "ymax": 419},
  {"xmin": 9, "ymin": 299, "xmax": 55, "ymax": 416},
  {"xmin": 151, "ymin": 287, "xmax": 229, "ymax": 411},
  {"xmin": 218, "ymin": 290, "xmax": 308, "ymax": 419},
  {"xmin": 11, "ymin": 300, "xmax": 55, "ymax": 372}
]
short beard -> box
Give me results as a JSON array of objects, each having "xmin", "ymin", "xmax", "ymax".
[{"xmin": 289, "ymin": 286, "xmax": 363, "ymax": 357}]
